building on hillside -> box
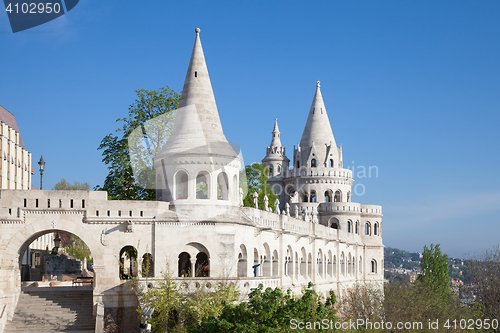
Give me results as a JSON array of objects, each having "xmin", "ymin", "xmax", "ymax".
[{"xmin": 0, "ymin": 28, "xmax": 384, "ymax": 333}]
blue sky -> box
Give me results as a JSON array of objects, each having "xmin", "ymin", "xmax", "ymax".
[{"xmin": 1, "ymin": 1, "xmax": 499, "ymax": 258}]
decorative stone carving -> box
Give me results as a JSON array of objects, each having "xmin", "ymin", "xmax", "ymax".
[
  {"xmin": 274, "ymin": 198, "xmax": 280, "ymax": 214},
  {"xmin": 285, "ymin": 202, "xmax": 290, "ymax": 216},
  {"xmin": 263, "ymin": 195, "xmax": 269, "ymax": 212},
  {"xmin": 125, "ymin": 220, "xmax": 133, "ymax": 233},
  {"xmin": 239, "ymin": 187, "xmax": 244, "ymax": 207},
  {"xmin": 253, "ymin": 192, "xmax": 259, "ymax": 209}
]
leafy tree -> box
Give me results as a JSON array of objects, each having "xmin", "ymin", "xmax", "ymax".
[
  {"xmin": 418, "ymin": 244, "xmax": 450, "ymax": 299},
  {"xmin": 60, "ymin": 232, "xmax": 93, "ymax": 263},
  {"xmin": 469, "ymin": 245, "xmax": 500, "ymax": 320},
  {"xmin": 189, "ymin": 283, "xmax": 338, "ymax": 333},
  {"xmin": 240, "ymin": 162, "xmax": 278, "ymax": 211},
  {"xmin": 96, "ymin": 86, "xmax": 179, "ymax": 200},
  {"xmin": 52, "ymin": 178, "xmax": 90, "ymax": 190}
]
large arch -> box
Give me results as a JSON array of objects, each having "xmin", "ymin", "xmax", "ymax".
[{"xmin": 237, "ymin": 244, "xmax": 247, "ymax": 277}]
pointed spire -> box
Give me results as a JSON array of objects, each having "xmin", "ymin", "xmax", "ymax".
[
  {"xmin": 299, "ymin": 81, "xmax": 337, "ymax": 164},
  {"xmin": 178, "ymin": 28, "xmax": 228, "ymax": 144},
  {"xmin": 270, "ymin": 118, "xmax": 282, "ymax": 147}
]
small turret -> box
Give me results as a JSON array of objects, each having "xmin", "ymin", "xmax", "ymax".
[{"xmin": 262, "ymin": 119, "xmax": 289, "ymax": 179}]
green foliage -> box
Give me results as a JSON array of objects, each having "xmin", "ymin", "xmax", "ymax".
[
  {"xmin": 418, "ymin": 244, "xmax": 450, "ymax": 299},
  {"xmin": 53, "ymin": 178, "xmax": 90, "ymax": 190},
  {"xmin": 240, "ymin": 162, "xmax": 278, "ymax": 211},
  {"xmin": 189, "ymin": 282, "xmax": 338, "ymax": 333},
  {"xmin": 62, "ymin": 233, "xmax": 93, "ymax": 263},
  {"xmin": 128, "ymin": 265, "xmax": 240, "ymax": 333},
  {"xmin": 96, "ymin": 86, "xmax": 179, "ymax": 200}
]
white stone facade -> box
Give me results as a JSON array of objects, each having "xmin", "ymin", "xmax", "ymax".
[
  {"xmin": 0, "ymin": 29, "xmax": 384, "ymax": 333},
  {"xmin": 0, "ymin": 107, "xmax": 32, "ymax": 190}
]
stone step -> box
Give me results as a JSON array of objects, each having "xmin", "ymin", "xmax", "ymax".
[{"xmin": 4, "ymin": 290, "xmax": 95, "ymax": 333}]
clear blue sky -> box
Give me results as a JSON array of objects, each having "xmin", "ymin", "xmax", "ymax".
[{"xmin": 1, "ymin": 1, "xmax": 499, "ymax": 258}]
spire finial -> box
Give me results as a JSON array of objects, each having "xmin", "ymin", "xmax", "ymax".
[
  {"xmin": 195, "ymin": 27, "xmax": 200, "ymax": 34},
  {"xmin": 316, "ymin": 80, "xmax": 321, "ymax": 88}
]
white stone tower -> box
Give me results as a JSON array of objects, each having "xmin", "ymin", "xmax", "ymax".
[
  {"xmin": 261, "ymin": 119, "xmax": 289, "ymax": 210},
  {"xmin": 283, "ymin": 81, "xmax": 354, "ymax": 208},
  {"xmin": 153, "ymin": 28, "xmax": 242, "ymax": 219}
]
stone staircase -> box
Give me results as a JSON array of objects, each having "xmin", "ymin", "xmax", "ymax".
[{"xmin": 4, "ymin": 288, "xmax": 95, "ymax": 332}]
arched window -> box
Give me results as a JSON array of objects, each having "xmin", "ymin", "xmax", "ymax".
[
  {"xmin": 374, "ymin": 222, "xmax": 379, "ymax": 235},
  {"xmin": 324, "ymin": 191, "xmax": 331, "ymax": 202},
  {"xmin": 310, "ymin": 190, "xmax": 317, "ymax": 203},
  {"xmin": 311, "ymin": 159, "xmax": 317, "ymax": 168},
  {"xmin": 355, "ymin": 221, "xmax": 359, "ymax": 234},
  {"xmin": 178, "ymin": 252, "xmax": 191, "ymax": 277},
  {"xmin": 238, "ymin": 244, "xmax": 247, "ymax": 277},
  {"xmin": 119, "ymin": 246, "xmax": 138, "ymax": 280},
  {"xmin": 296, "ymin": 161, "xmax": 300, "ymax": 169},
  {"xmin": 272, "ymin": 250, "xmax": 279, "ymax": 277},
  {"xmin": 196, "ymin": 172, "xmax": 210, "ymax": 199},
  {"xmin": 347, "ymin": 220, "xmax": 352, "ymax": 233},
  {"xmin": 347, "ymin": 191, "xmax": 351, "ymax": 202},
  {"xmin": 269, "ymin": 165, "xmax": 273, "ymax": 177},
  {"xmin": 277, "ymin": 165, "xmax": 281, "ymax": 173},
  {"xmin": 142, "ymin": 253, "xmax": 154, "ymax": 277},
  {"xmin": 217, "ymin": 172, "xmax": 229, "ymax": 200},
  {"xmin": 329, "ymin": 159, "xmax": 334, "ymax": 167},
  {"xmin": 334, "ymin": 190, "xmax": 341, "ymax": 202},
  {"xmin": 365, "ymin": 222, "xmax": 371, "ymax": 235},
  {"xmin": 329, "ymin": 218, "xmax": 339, "ymax": 229},
  {"xmin": 341, "ymin": 252, "xmax": 345, "ymax": 276},
  {"xmin": 175, "ymin": 170, "xmax": 189, "ymax": 200},
  {"xmin": 371, "ymin": 259, "xmax": 377, "ymax": 273},
  {"xmin": 195, "ymin": 252, "xmax": 209, "ymax": 277}
]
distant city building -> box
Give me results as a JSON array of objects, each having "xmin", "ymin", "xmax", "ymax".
[{"xmin": 0, "ymin": 106, "xmax": 32, "ymax": 190}]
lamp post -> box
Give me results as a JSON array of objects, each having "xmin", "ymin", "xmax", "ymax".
[
  {"xmin": 52, "ymin": 232, "xmax": 61, "ymax": 255},
  {"xmin": 38, "ymin": 155, "xmax": 45, "ymax": 190}
]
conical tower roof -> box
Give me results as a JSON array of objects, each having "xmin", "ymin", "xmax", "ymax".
[
  {"xmin": 158, "ymin": 28, "xmax": 236, "ymax": 157},
  {"xmin": 299, "ymin": 81, "xmax": 337, "ymax": 165},
  {"xmin": 270, "ymin": 118, "xmax": 282, "ymax": 147},
  {"xmin": 178, "ymin": 27, "xmax": 227, "ymax": 144}
]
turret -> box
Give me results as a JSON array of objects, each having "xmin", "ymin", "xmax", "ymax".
[{"xmin": 153, "ymin": 28, "xmax": 242, "ymax": 217}]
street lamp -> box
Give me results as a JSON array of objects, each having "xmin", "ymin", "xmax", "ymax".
[
  {"xmin": 51, "ymin": 232, "xmax": 61, "ymax": 255},
  {"xmin": 38, "ymin": 156, "xmax": 45, "ymax": 190}
]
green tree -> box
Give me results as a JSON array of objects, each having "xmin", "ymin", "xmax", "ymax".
[
  {"xmin": 96, "ymin": 86, "xmax": 179, "ymax": 200},
  {"xmin": 240, "ymin": 162, "xmax": 278, "ymax": 211},
  {"xmin": 418, "ymin": 244, "xmax": 450, "ymax": 298},
  {"xmin": 189, "ymin": 283, "xmax": 338, "ymax": 333},
  {"xmin": 52, "ymin": 178, "xmax": 90, "ymax": 190}
]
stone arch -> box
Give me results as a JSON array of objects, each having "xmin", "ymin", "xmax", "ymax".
[
  {"xmin": 0, "ymin": 220, "xmax": 103, "ymax": 331},
  {"xmin": 217, "ymin": 171, "xmax": 229, "ymax": 200},
  {"xmin": 262, "ymin": 243, "xmax": 271, "ymax": 277},
  {"xmin": 196, "ymin": 170, "xmax": 210, "ymax": 199},
  {"xmin": 317, "ymin": 249, "xmax": 323, "ymax": 277},
  {"xmin": 269, "ymin": 165, "xmax": 273, "ymax": 177},
  {"xmin": 334, "ymin": 190, "xmax": 341, "ymax": 202},
  {"xmin": 232, "ymin": 174, "xmax": 238, "ymax": 201},
  {"xmin": 142, "ymin": 253, "xmax": 154, "ymax": 277},
  {"xmin": 178, "ymin": 252, "xmax": 191, "ymax": 277},
  {"xmin": 277, "ymin": 165, "xmax": 281, "ymax": 174},
  {"xmin": 371, "ymin": 259, "xmax": 377, "ymax": 274},
  {"xmin": 329, "ymin": 159, "xmax": 334, "ymax": 167},
  {"xmin": 174, "ymin": 169, "xmax": 189, "ymax": 200},
  {"xmin": 341, "ymin": 252, "xmax": 345, "ymax": 276},
  {"xmin": 347, "ymin": 220, "xmax": 352, "ymax": 233},
  {"xmin": 329, "ymin": 218, "xmax": 340, "ymax": 229},
  {"xmin": 324, "ymin": 190, "xmax": 332, "ymax": 203},
  {"xmin": 365, "ymin": 222, "xmax": 371, "ymax": 235},
  {"xmin": 272, "ymin": 250, "xmax": 278, "ymax": 277},
  {"xmin": 300, "ymin": 247, "xmax": 306, "ymax": 277},
  {"xmin": 311, "ymin": 159, "xmax": 317, "ymax": 168},
  {"xmin": 355, "ymin": 221, "xmax": 359, "ymax": 234},
  {"xmin": 374, "ymin": 222, "xmax": 379, "ymax": 235},
  {"xmin": 285, "ymin": 246, "xmax": 293, "ymax": 277},
  {"xmin": 237, "ymin": 244, "xmax": 247, "ymax": 277},
  {"xmin": 310, "ymin": 190, "xmax": 317, "ymax": 203},
  {"xmin": 195, "ymin": 252, "xmax": 209, "ymax": 277},
  {"xmin": 120, "ymin": 245, "xmax": 138, "ymax": 280},
  {"xmin": 253, "ymin": 248, "xmax": 260, "ymax": 277}
]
